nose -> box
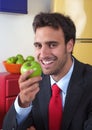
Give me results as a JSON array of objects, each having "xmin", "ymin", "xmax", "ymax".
[{"xmin": 40, "ymin": 45, "xmax": 50, "ymax": 57}]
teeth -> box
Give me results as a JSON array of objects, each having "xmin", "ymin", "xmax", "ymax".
[{"xmin": 42, "ymin": 60, "xmax": 53, "ymax": 65}]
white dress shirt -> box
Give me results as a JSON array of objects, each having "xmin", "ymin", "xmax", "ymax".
[{"xmin": 50, "ymin": 60, "xmax": 74, "ymax": 108}]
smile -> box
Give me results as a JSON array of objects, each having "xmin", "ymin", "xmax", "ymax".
[{"xmin": 42, "ymin": 60, "xmax": 54, "ymax": 65}]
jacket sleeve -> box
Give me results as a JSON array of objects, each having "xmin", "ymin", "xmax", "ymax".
[{"xmin": 2, "ymin": 104, "xmax": 34, "ymax": 130}]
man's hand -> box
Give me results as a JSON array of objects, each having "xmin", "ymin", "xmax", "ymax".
[
  {"xmin": 18, "ymin": 70, "xmax": 42, "ymax": 107},
  {"xmin": 27, "ymin": 126, "xmax": 36, "ymax": 130}
]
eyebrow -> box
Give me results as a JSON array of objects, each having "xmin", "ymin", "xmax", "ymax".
[
  {"xmin": 34, "ymin": 41, "xmax": 58, "ymax": 45},
  {"xmin": 46, "ymin": 41, "xmax": 58, "ymax": 44}
]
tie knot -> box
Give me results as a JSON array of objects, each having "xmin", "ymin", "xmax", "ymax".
[{"xmin": 52, "ymin": 84, "xmax": 61, "ymax": 96}]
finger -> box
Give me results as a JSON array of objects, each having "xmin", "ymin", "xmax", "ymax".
[
  {"xmin": 19, "ymin": 70, "xmax": 34, "ymax": 83},
  {"xmin": 19, "ymin": 83, "xmax": 40, "ymax": 103},
  {"xmin": 18, "ymin": 82, "xmax": 40, "ymax": 107},
  {"xmin": 19, "ymin": 76, "xmax": 42, "ymax": 90},
  {"xmin": 25, "ymin": 83, "xmax": 40, "ymax": 97}
]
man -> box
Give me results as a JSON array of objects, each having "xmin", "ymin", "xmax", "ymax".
[{"xmin": 3, "ymin": 12, "xmax": 92, "ymax": 130}]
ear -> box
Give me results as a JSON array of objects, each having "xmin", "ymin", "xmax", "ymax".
[{"xmin": 67, "ymin": 39, "xmax": 74, "ymax": 53}]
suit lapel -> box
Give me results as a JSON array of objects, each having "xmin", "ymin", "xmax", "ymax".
[
  {"xmin": 38, "ymin": 75, "xmax": 51, "ymax": 130},
  {"xmin": 62, "ymin": 59, "xmax": 86, "ymax": 130},
  {"xmin": 62, "ymin": 80, "xmax": 85, "ymax": 129}
]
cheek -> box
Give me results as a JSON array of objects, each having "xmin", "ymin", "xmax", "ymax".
[
  {"xmin": 35, "ymin": 51, "xmax": 40, "ymax": 60},
  {"xmin": 54, "ymin": 46, "xmax": 66, "ymax": 56}
]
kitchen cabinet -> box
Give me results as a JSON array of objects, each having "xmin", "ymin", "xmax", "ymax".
[
  {"xmin": 0, "ymin": 0, "xmax": 27, "ymax": 14},
  {"xmin": 0, "ymin": 72, "xmax": 20, "ymax": 129}
]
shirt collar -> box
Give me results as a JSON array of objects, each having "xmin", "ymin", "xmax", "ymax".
[{"xmin": 50, "ymin": 58, "xmax": 74, "ymax": 94}]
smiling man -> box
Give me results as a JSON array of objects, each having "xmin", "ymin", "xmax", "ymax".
[{"xmin": 3, "ymin": 12, "xmax": 92, "ymax": 130}]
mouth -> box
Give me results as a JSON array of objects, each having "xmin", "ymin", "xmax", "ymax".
[
  {"xmin": 40, "ymin": 57, "xmax": 57, "ymax": 69},
  {"xmin": 42, "ymin": 60, "xmax": 54, "ymax": 65}
]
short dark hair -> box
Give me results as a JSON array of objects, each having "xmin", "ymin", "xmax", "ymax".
[{"xmin": 32, "ymin": 12, "xmax": 76, "ymax": 44}]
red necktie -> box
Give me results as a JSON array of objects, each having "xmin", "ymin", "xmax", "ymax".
[{"xmin": 49, "ymin": 84, "xmax": 62, "ymax": 130}]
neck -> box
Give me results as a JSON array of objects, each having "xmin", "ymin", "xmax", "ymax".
[{"xmin": 51, "ymin": 57, "xmax": 73, "ymax": 82}]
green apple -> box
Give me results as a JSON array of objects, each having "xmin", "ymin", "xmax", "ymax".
[
  {"xmin": 20, "ymin": 61, "xmax": 42, "ymax": 78},
  {"xmin": 26, "ymin": 56, "xmax": 35, "ymax": 62},
  {"xmin": 16, "ymin": 58, "xmax": 25, "ymax": 64},
  {"xmin": 16, "ymin": 54, "xmax": 24, "ymax": 59},
  {"xmin": 6, "ymin": 56, "xmax": 17, "ymax": 64}
]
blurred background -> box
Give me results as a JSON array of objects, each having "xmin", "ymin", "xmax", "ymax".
[{"xmin": 0, "ymin": 0, "xmax": 92, "ymax": 72}]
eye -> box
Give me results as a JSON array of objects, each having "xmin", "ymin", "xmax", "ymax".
[
  {"xmin": 34, "ymin": 42, "xmax": 42, "ymax": 49},
  {"xmin": 49, "ymin": 42, "xmax": 57, "ymax": 48}
]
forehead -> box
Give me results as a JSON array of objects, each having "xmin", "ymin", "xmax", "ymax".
[{"xmin": 34, "ymin": 26, "xmax": 64, "ymax": 42}]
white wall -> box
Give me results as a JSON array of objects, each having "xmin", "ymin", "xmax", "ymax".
[{"xmin": 0, "ymin": 0, "xmax": 51, "ymax": 72}]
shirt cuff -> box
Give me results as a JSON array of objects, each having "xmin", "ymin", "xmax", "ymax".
[{"xmin": 14, "ymin": 96, "xmax": 32, "ymax": 124}]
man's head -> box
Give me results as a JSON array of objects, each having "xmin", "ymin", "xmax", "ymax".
[{"xmin": 32, "ymin": 12, "xmax": 76, "ymax": 81}]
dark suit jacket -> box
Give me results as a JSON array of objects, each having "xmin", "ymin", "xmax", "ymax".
[{"xmin": 3, "ymin": 58, "xmax": 92, "ymax": 130}]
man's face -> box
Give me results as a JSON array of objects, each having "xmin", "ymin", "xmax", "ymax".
[{"xmin": 34, "ymin": 27, "xmax": 73, "ymax": 80}]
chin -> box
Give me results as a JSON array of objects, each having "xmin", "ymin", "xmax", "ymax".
[{"xmin": 42, "ymin": 69, "xmax": 54, "ymax": 75}]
